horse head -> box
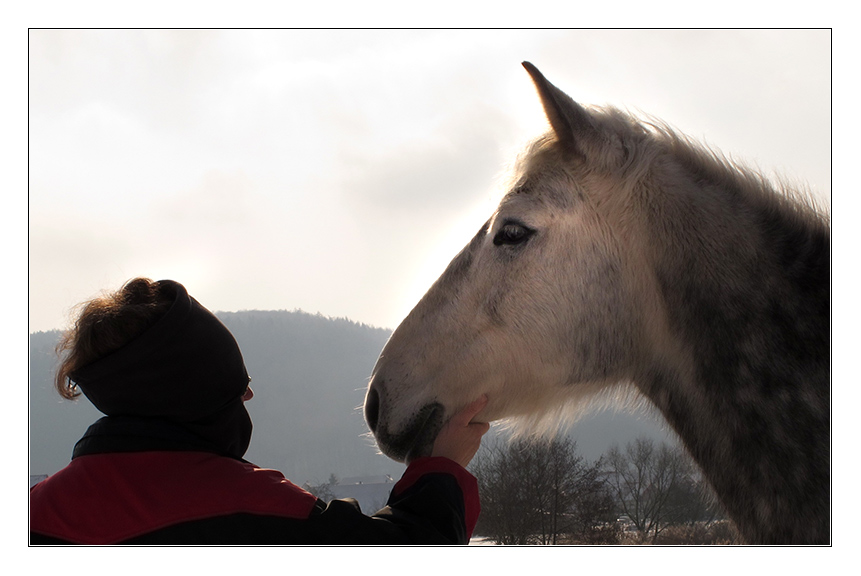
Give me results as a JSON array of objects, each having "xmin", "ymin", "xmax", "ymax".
[{"xmin": 364, "ymin": 63, "xmax": 669, "ymax": 462}]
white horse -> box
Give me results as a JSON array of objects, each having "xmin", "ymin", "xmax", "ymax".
[{"xmin": 364, "ymin": 62, "xmax": 830, "ymax": 544}]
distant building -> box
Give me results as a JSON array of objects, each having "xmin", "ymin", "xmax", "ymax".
[{"xmin": 329, "ymin": 475, "xmax": 396, "ymax": 513}]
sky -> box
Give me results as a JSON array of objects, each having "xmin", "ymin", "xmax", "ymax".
[{"xmin": 28, "ymin": 29, "xmax": 831, "ymax": 333}]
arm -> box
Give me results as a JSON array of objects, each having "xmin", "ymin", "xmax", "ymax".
[{"xmin": 306, "ymin": 397, "xmax": 490, "ymax": 544}]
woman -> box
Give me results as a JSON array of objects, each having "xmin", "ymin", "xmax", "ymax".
[{"xmin": 30, "ymin": 278, "xmax": 489, "ymax": 544}]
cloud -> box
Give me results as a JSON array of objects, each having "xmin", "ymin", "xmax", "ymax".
[
  {"xmin": 28, "ymin": 30, "xmax": 831, "ymax": 335},
  {"xmin": 338, "ymin": 101, "xmax": 521, "ymax": 219}
]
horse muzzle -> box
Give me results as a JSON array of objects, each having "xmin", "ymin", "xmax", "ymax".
[{"xmin": 364, "ymin": 382, "xmax": 444, "ymax": 463}]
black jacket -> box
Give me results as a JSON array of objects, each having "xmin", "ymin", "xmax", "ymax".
[
  {"xmin": 29, "ymin": 419, "xmax": 479, "ymax": 545},
  {"xmin": 30, "ymin": 452, "xmax": 479, "ymax": 545}
]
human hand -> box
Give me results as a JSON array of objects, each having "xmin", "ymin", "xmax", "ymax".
[{"xmin": 429, "ymin": 395, "xmax": 490, "ymax": 468}]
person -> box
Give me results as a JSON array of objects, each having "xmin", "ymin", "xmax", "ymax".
[{"xmin": 29, "ymin": 278, "xmax": 489, "ymax": 544}]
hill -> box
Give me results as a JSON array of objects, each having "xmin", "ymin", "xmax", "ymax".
[{"xmin": 29, "ymin": 310, "xmax": 677, "ymax": 485}]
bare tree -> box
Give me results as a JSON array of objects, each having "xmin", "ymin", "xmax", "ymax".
[
  {"xmin": 471, "ymin": 438, "xmax": 535, "ymax": 544},
  {"xmin": 519, "ymin": 437, "xmax": 581, "ymax": 544},
  {"xmin": 303, "ymin": 472, "xmax": 338, "ymax": 502},
  {"xmin": 663, "ymin": 468, "xmax": 725, "ymax": 528},
  {"xmin": 603, "ymin": 437, "xmax": 691, "ymax": 543},
  {"xmin": 566, "ymin": 458, "xmax": 619, "ymax": 544},
  {"xmin": 471, "ymin": 435, "xmax": 617, "ymax": 544}
]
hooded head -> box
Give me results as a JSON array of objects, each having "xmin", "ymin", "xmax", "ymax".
[{"xmin": 68, "ymin": 279, "xmax": 252, "ymax": 458}]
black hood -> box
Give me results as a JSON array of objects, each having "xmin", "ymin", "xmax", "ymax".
[{"xmin": 71, "ymin": 280, "xmax": 252, "ymax": 459}]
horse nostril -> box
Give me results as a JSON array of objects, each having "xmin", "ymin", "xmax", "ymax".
[{"xmin": 365, "ymin": 386, "xmax": 380, "ymax": 433}]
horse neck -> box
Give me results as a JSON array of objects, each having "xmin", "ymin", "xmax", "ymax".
[{"xmin": 634, "ymin": 175, "xmax": 830, "ymax": 544}]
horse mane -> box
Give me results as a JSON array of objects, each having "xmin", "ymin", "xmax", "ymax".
[
  {"xmin": 511, "ymin": 104, "xmax": 830, "ymax": 237},
  {"xmin": 642, "ymin": 113, "xmax": 830, "ymax": 229}
]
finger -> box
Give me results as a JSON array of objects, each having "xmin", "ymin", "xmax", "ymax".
[
  {"xmin": 472, "ymin": 421, "xmax": 491, "ymax": 435},
  {"xmin": 451, "ymin": 395, "xmax": 489, "ymax": 426}
]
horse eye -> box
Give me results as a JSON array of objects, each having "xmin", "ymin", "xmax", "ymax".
[{"xmin": 493, "ymin": 222, "xmax": 535, "ymax": 246}]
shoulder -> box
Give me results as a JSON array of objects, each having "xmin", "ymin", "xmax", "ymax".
[{"xmin": 30, "ymin": 452, "xmax": 319, "ymax": 544}]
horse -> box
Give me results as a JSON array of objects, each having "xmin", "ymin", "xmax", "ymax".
[{"xmin": 363, "ymin": 62, "xmax": 830, "ymax": 545}]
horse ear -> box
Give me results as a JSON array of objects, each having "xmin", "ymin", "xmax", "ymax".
[{"xmin": 522, "ymin": 62, "xmax": 597, "ymax": 155}]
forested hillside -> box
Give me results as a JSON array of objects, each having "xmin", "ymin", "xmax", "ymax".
[
  {"xmin": 219, "ymin": 310, "xmax": 400, "ymax": 483},
  {"xmin": 29, "ymin": 310, "xmax": 402, "ymax": 484}
]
